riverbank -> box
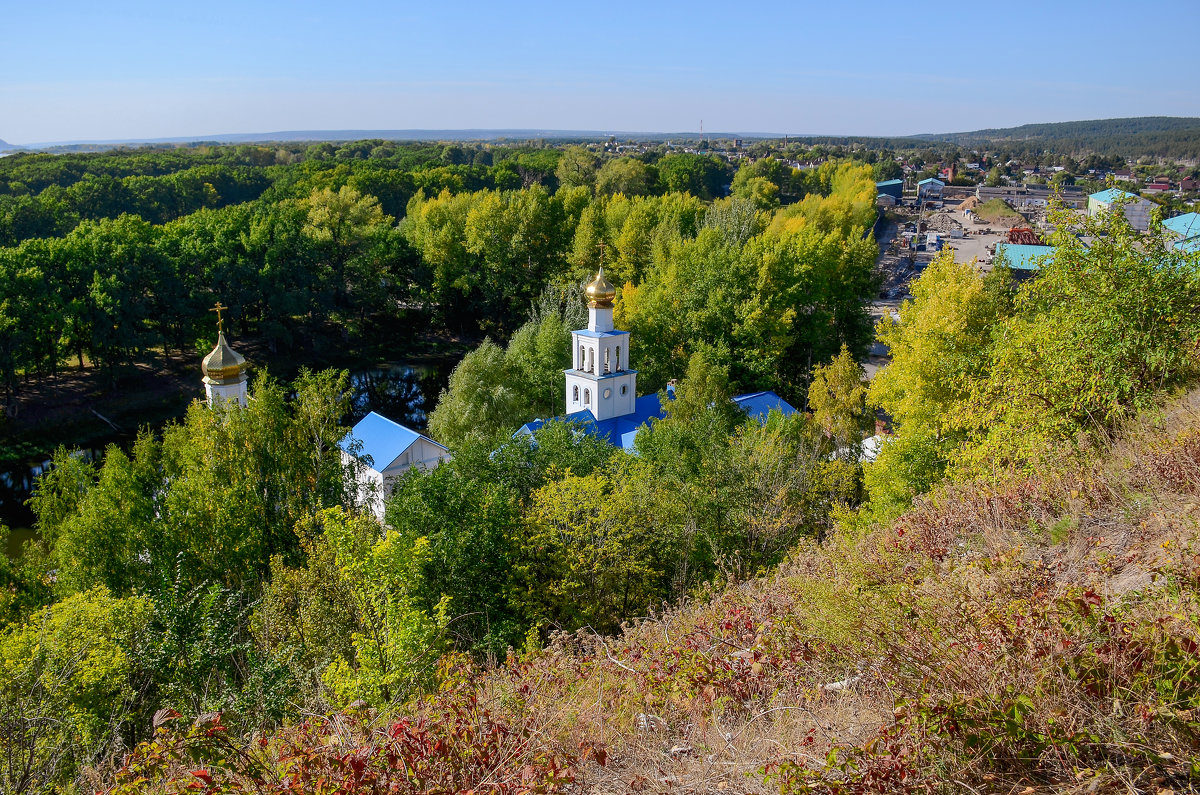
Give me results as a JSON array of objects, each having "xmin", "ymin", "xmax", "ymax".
[{"xmin": 1, "ymin": 311, "xmax": 477, "ymax": 532}]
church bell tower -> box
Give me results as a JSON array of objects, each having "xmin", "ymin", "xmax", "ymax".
[
  {"xmin": 201, "ymin": 302, "xmax": 248, "ymax": 407},
  {"xmin": 564, "ymin": 268, "xmax": 637, "ymax": 420}
]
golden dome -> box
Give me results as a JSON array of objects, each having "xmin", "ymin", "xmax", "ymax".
[
  {"xmin": 201, "ymin": 332, "xmax": 248, "ymax": 385},
  {"xmin": 584, "ymin": 267, "xmax": 616, "ymax": 308}
]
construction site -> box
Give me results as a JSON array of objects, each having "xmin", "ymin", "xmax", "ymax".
[{"xmin": 876, "ymin": 191, "xmax": 1067, "ymax": 284}]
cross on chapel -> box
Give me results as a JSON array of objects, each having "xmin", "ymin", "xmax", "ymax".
[{"xmin": 209, "ymin": 301, "xmax": 228, "ymax": 332}]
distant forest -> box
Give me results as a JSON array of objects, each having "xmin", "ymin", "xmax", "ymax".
[{"xmin": 912, "ymin": 116, "xmax": 1200, "ymax": 160}]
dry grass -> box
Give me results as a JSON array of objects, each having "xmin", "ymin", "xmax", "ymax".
[
  {"xmin": 468, "ymin": 387, "xmax": 1200, "ymax": 793},
  {"xmin": 102, "ymin": 389, "xmax": 1200, "ymax": 793}
]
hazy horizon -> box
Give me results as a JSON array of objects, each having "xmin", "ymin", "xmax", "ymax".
[{"xmin": 4, "ymin": 0, "xmax": 1198, "ymax": 145}]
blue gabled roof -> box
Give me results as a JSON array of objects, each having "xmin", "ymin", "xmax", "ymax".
[
  {"xmin": 917, "ymin": 177, "xmax": 944, "ymax": 186},
  {"xmin": 1163, "ymin": 212, "xmax": 1200, "ymax": 240},
  {"xmin": 732, "ymin": 391, "xmax": 798, "ymax": 422},
  {"xmin": 875, "ymin": 179, "xmax": 903, "ymax": 187},
  {"xmin": 995, "ymin": 243, "xmax": 1057, "ymax": 272},
  {"xmin": 1089, "ymin": 188, "xmax": 1136, "ymax": 204},
  {"xmin": 514, "ymin": 390, "xmax": 798, "ymax": 453},
  {"xmin": 340, "ymin": 411, "xmax": 430, "ymax": 470}
]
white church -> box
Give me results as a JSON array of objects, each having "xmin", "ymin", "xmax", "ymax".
[
  {"xmin": 514, "ymin": 269, "xmax": 797, "ymax": 450},
  {"xmin": 202, "ymin": 271, "xmax": 795, "ymax": 519}
]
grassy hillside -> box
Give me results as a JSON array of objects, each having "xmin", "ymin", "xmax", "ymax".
[
  {"xmin": 974, "ymin": 198, "xmax": 1025, "ymax": 225},
  {"xmin": 106, "ymin": 387, "xmax": 1200, "ymax": 793}
]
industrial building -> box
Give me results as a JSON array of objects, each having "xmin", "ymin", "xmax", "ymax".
[
  {"xmin": 917, "ymin": 177, "xmax": 944, "ymax": 201},
  {"xmin": 994, "ymin": 243, "xmax": 1058, "ymax": 273},
  {"xmin": 1163, "ymin": 212, "xmax": 1200, "ymax": 251},
  {"xmin": 875, "ymin": 179, "xmax": 903, "ymax": 200},
  {"xmin": 1088, "ymin": 188, "xmax": 1155, "ymax": 232}
]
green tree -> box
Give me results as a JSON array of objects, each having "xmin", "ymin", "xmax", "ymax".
[
  {"xmin": 426, "ymin": 340, "xmax": 524, "ymax": 449},
  {"xmin": 595, "ymin": 157, "xmax": 654, "ymax": 197},
  {"xmin": 302, "ymin": 185, "xmax": 390, "ymax": 309},
  {"xmin": 959, "ymin": 202, "xmax": 1200, "ymax": 470},
  {"xmin": 554, "ymin": 146, "xmax": 599, "ymax": 192},
  {"xmin": 865, "ymin": 252, "xmax": 1006, "ymax": 521},
  {"xmin": 282, "ymin": 508, "xmax": 448, "ymax": 707},
  {"xmin": 32, "ymin": 371, "xmax": 356, "ymax": 595},
  {"xmin": 808, "ymin": 344, "xmax": 870, "ymax": 458},
  {"xmin": 0, "ymin": 588, "xmax": 154, "ymax": 794}
]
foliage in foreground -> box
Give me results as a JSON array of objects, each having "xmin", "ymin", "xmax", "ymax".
[{"xmin": 102, "ymin": 387, "xmax": 1200, "ymax": 793}]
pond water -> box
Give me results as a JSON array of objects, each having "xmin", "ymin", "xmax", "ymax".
[{"xmin": 1, "ymin": 360, "xmax": 452, "ymax": 556}]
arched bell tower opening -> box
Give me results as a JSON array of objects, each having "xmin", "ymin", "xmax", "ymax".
[{"xmin": 564, "ymin": 267, "xmax": 638, "ymax": 420}]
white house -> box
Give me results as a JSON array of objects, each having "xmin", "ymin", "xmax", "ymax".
[{"xmin": 340, "ymin": 411, "xmax": 451, "ymax": 520}]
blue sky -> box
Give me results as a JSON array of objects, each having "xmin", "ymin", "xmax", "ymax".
[{"xmin": 2, "ymin": 0, "xmax": 1197, "ymax": 144}]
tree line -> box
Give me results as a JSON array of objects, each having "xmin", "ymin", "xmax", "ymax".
[{"xmin": 0, "ymin": 143, "xmax": 866, "ymax": 413}]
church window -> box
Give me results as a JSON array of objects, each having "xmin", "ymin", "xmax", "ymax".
[
  {"xmin": 573, "ymin": 385, "xmax": 579, "ymax": 402},
  {"xmin": 603, "ymin": 387, "xmax": 611, "ymax": 399},
  {"xmin": 620, "ymin": 384, "xmax": 628, "ymax": 396},
  {"xmin": 604, "ymin": 348, "xmax": 610, "ymax": 373},
  {"xmin": 584, "ymin": 388, "xmax": 591, "ymax": 405},
  {"xmin": 615, "ymin": 346, "xmax": 621, "ymax": 371},
  {"xmin": 587, "ymin": 347, "xmax": 594, "ymax": 373},
  {"xmin": 579, "ymin": 344, "xmax": 585, "ymax": 370}
]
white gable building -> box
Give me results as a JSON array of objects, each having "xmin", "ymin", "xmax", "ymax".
[{"xmin": 340, "ymin": 411, "xmax": 451, "ymax": 519}]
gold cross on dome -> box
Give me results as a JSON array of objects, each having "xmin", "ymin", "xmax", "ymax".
[
  {"xmin": 209, "ymin": 301, "xmax": 227, "ymax": 332},
  {"xmin": 596, "ymin": 240, "xmax": 606, "ymax": 267}
]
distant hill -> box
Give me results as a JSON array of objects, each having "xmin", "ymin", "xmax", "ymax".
[
  {"xmin": 914, "ymin": 116, "xmax": 1200, "ymax": 160},
  {"xmin": 0, "ymin": 139, "xmax": 14, "ymax": 151},
  {"xmin": 16, "ymin": 128, "xmax": 780, "ymax": 151}
]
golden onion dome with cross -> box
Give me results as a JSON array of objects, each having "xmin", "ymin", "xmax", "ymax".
[
  {"xmin": 201, "ymin": 332, "xmax": 247, "ymax": 385},
  {"xmin": 584, "ymin": 267, "xmax": 616, "ymax": 308},
  {"xmin": 201, "ymin": 301, "xmax": 248, "ymax": 385}
]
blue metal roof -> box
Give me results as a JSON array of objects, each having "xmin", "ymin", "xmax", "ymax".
[
  {"xmin": 1089, "ymin": 188, "xmax": 1136, "ymax": 204},
  {"xmin": 1163, "ymin": 212, "xmax": 1200, "ymax": 240},
  {"xmin": 514, "ymin": 390, "xmax": 798, "ymax": 452},
  {"xmin": 917, "ymin": 177, "xmax": 944, "ymax": 186},
  {"xmin": 732, "ymin": 391, "xmax": 799, "ymax": 422},
  {"xmin": 1177, "ymin": 237, "xmax": 1200, "ymax": 254},
  {"xmin": 340, "ymin": 411, "xmax": 433, "ymax": 470},
  {"xmin": 875, "ymin": 179, "xmax": 903, "ymax": 187},
  {"xmin": 995, "ymin": 243, "xmax": 1057, "ymax": 271}
]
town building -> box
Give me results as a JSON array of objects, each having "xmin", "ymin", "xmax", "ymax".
[
  {"xmin": 875, "ymin": 179, "xmax": 903, "ymax": 200},
  {"xmin": 514, "ymin": 270, "xmax": 797, "ymax": 451},
  {"xmin": 917, "ymin": 177, "xmax": 945, "ymax": 201},
  {"xmin": 975, "ymin": 184, "xmax": 1086, "ymax": 210},
  {"xmin": 1163, "ymin": 212, "xmax": 1200, "ymax": 252},
  {"xmin": 994, "ymin": 243, "xmax": 1058, "ymax": 273},
  {"xmin": 340, "ymin": 411, "xmax": 451, "ymax": 520},
  {"xmin": 1088, "ymin": 188, "xmax": 1155, "ymax": 232}
]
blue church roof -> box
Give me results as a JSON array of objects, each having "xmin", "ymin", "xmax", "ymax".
[
  {"xmin": 514, "ymin": 390, "xmax": 798, "ymax": 452},
  {"xmin": 340, "ymin": 411, "xmax": 432, "ymax": 471},
  {"xmin": 732, "ymin": 391, "xmax": 799, "ymax": 422}
]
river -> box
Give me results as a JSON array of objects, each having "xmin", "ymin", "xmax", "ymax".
[{"xmin": 0, "ymin": 360, "xmax": 452, "ymax": 556}]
